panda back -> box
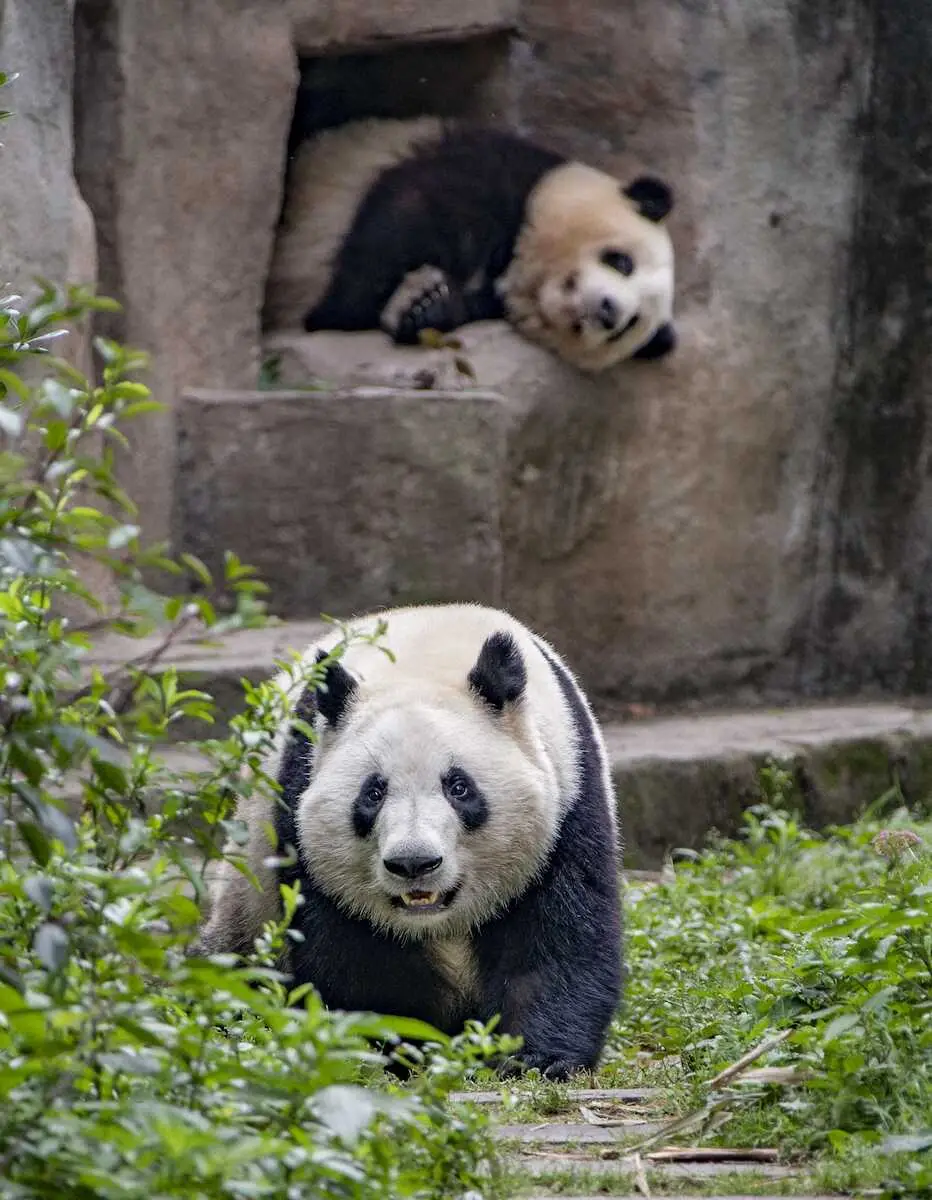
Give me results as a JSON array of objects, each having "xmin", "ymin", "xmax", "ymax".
[{"xmin": 265, "ymin": 120, "xmax": 565, "ymax": 330}]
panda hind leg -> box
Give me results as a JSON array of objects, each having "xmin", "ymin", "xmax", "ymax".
[{"xmin": 380, "ymin": 266, "xmax": 470, "ymax": 345}]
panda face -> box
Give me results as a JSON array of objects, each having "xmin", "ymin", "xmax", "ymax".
[
  {"xmin": 295, "ymin": 694, "xmax": 561, "ymax": 939},
  {"xmin": 501, "ymin": 162, "xmax": 676, "ymax": 372},
  {"xmin": 536, "ymin": 234, "xmax": 673, "ymax": 366}
]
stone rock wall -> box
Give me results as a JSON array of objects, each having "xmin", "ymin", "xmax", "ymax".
[
  {"xmin": 794, "ymin": 0, "xmax": 932, "ymax": 698},
  {"xmin": 70, "ymin": 0, "xmax": 517, "ymax": 551},
  {"xmin": 5, "ymin": 0, "xmax": 931, "ymax": 709},
  {"xmin": 73, "ymin": 0, "xmax": 298, "ymax": 549},
  {"xmin": 0, "ymin": 0, "xmax": 97, "ymax": 373},
  {"xmin": 501, "ymin": 0, "xmax": 932, "ymax": 705},
  {"xmin": 177, "ymin": 386, "xmax": 510, "ymax": 617},
  {"xmin": 496, "ymin": 0, "xmax": 868, "ymax": 704}
]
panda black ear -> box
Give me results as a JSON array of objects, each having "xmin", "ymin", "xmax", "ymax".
[
  {"xmin": 623, "ymin": 176, "xmax": 673, "ymax": 223},
  {"xmin": 468, "ymin": 632, "xmax": 527, "ymax": 712},
  {"xmin": 313, "ymin": 649, "xmax": 358, "ymax": 728}
]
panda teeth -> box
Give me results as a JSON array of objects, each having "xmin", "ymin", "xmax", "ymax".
[{"xmin": 402, "ymin": 891, "xmax": 440, "ymax": 908}]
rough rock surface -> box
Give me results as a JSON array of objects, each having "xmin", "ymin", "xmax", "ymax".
[
  {"xmin": 176, "ymin": 387, "xmax": 510, "ymax": 617},
  {"xmin": 794, "ymin": 2, "xmax": 932, "ymax": 697},
  {"xmin": 509, "ymin": 0, "xmax": 932, "ymax": 702},
  {"xmin": 34, "ymin": 0, "xmax": 930, "ymax": 710},
  {"xmin": 0, "ymin": 0, "xmax": 97, "ymax": 371},
  {"xmin": 262, "ymin": 0, "xmax": 932, "ymax": 709},
  {"xmin": 291, "ymin": 0, "xmax": 518, "ymax": 54},
  {"xmin": 73, "ymin": 0, "xmax": 298, "ymax": 548}
]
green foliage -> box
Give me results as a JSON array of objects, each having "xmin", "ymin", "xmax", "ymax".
[
  {"xmin": 616, "ymin": 772, "xmax": 932, "ymax": 1197},
  {"xmin": 0, "ymin": 70, "xmax": 15, "ymax": 126},
  {"xmin": 0, "ymin": 281, "xmax": 508, "ymax": 1197},
  {"xmin": 498, "ymin": 778, "xmax": 930, "ymax": 1196}
]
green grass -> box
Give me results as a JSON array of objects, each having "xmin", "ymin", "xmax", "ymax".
[{"xmin": 489, "ymin": 771, "xmax": 932, "ymax": 1197}]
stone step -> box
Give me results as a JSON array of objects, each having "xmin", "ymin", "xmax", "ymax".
[
  {"xmin": 496, "ymin": 1120, "xmax": 665, "ymax": 1143},
  {"xmin": 450, "ymin": 1087, "xmax": 657, "ymax": 1105},
  {"xmin": 175, "ymin": 387, "xmax": 509, "ymax": 621},
  {"xmin": 608, "ymin": 701, "xmax": 932, "ymax": 867},
  {"xmin": 87, "ymin": 621, "xmax": 932, "ymax": 867},
  {"xmin": 514, "ymin": 1157, "xmax": 798, "ymax": 1181}
]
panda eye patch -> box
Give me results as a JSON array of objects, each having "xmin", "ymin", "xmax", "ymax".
[
  {"xmin": 352, "ymin": 772, "xmax": 388, "ymax": 838},
  {"xmin": 446, "ymin": 775, "xmax": 470, "ymax": 801},
  {"xmin": 441, "ymin": 767, "xmax": 489, "ymax": 831},
  {"xmin": 600, "ymin": 249, "xmax": 635, "ymax": 276}
]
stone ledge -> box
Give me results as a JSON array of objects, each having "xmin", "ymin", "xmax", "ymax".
[
  {"xmin": 291, "ymin": 0, "xmax": 519, "ymax": 55},
  {"xmin": 262, "ymin": 324, "xmax": 622, "ymax": 407},
  {"xmin": 612, "ymin": 704, "xmax": 932, "ymax": 867},
  {"xmin": 86, "ymin": 621, "xmax": 932, "ymax": 866},
  {"xmin": 515, "ymin": 1160, "xmax": 797, "ymax": 1182},
  {"xmin": 603, "ymin": 704, "xmax": 932, "ymax": 762}
]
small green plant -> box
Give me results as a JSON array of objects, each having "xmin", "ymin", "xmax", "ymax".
[
  {"xmin": 611, "ymin": 769, "xmax": 931, "ymax": 1197},
  {"xmin": 0, "ymin": 280, "xmax": 509, "ymax": 1197},
  {"xmin": 0, "ymin": 70, "xmax": 15, "ymax": 129}
]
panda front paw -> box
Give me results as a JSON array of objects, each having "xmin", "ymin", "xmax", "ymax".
[
  {"xmin": 380, "ymin": 266, "xmax": 467, "ymax": 345},
  {"xmin": 497, "ymin": 1051, "xmax": 585, "ymax": 1082}
]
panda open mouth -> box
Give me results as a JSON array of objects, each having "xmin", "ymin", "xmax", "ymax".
[
  {"xmin": 392, "ymin": 885, "xmax": 459, "ymax": 914},
  {"xmin": 608, "ymin": 312, "xmax": 640, "ymax": 343}
]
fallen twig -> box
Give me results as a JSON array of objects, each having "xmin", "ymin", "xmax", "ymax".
[
  {"xmin": 632, "ymin": 1151, "xmax": 651, "ymax": 1196},
  {"xmin": 729, "ymin": 1065, "xmax": 814, "ymax": 1086},
  {"xmin": 579, "ymin": 1103, "xmax": 658, "ymax": 1127},
  {"xmin": 645, "ymin": 1146, "xmax": 780, "ymax": 1163},
  {"xmin": 708, "ymin": 1029, "xmax": 794, "ymax": 1090}
]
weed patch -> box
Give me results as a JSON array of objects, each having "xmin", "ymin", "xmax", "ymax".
[{"xmin": 507, "ymin": 771, "xmax": 931, "ymax": 1196}]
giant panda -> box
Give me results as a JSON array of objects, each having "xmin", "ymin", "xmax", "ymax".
[
  {"xmin": 196, "ymin": 602, "xmax": 622, "ymax": 1079},
  {"xmin": 265, "ymin": 117, "xmax": 677, "ymax": 374}
]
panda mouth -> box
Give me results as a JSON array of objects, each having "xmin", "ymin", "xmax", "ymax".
[
  {"xmin": 392, "ymin": 885, "xmax": 459, "ymax": 914},
  {"xmin": 608, "ymin": 312, "xmax": 640, "ymax": 342}
]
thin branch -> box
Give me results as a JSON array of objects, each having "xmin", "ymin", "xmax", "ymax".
[{"xmin": 707, "ymin": 1029, "xmax": 794, "ymax": 1091}]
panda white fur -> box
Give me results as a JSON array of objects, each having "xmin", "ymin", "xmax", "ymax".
[
  {"xmin": 197, "ymin": 602, "xmax": 621, "ymax": 1079},
  {"xmin": 265, "ymin": 117, "xmax": 677, "ymax": 373}
]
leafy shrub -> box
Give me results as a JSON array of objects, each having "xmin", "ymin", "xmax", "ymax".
[
  {"xmin": 0, "ymin": 276, "xmax": 508, "ymax": 1197},
  {"xmin": 619, "ymin": 772, "xmax": 932, "ymax": 1196}
]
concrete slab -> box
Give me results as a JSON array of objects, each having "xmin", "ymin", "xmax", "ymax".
[
  {"xmin": 514, "ymin": 1157, "xmax": 797, "ymax": 1179},
  {"xmin": 496, "ymin": 1121, "xmax": 664, "ymax": 1143},
  {"xmin": 175, "ymin": 388, "xmax": 509, "ymax": 620},
  {"xmin": 603, "ymin": 703, "xmax": 932, "ymax": 763}
]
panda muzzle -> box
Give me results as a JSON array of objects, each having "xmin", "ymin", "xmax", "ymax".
[
  {"xmin": 392, "ymin": 884, "xmax": 460, "ymax": 913},
  {"xmin": 607, "ymin": 311, "xmax": 640, "ymax": 342}
]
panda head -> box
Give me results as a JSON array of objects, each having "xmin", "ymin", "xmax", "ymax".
[
  {"xmin": 500, "ymin": 162, "xmax": 676, "ymax": 373},
  {"xmin": 293, "ymin": 629, "xmax": 564, "ymax": 939}
]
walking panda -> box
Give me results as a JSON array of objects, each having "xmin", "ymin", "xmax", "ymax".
[
  {"xmin": 196, "ymin": 603, "xmax": 622, "ymax": 1079},
  {"xmin": 265, "ymin": 117, "xmax": 677, "ymax": 374}
]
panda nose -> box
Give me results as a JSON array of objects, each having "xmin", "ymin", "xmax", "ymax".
[
  {"xmin": 598, "ymin": 297, "xmax": 619, "ymax": 330},
  {"xmin": 383, "ymin": 852, "xmax": 443, "ymax": 880}
]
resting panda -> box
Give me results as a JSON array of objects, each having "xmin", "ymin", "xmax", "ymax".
[
  {"xmin": 197, "ymin": 602, "xmax": 622, "ymax": 1079},
  {"xmin": 265, "ymin": 117, "xmax": 677, "ymax": 373}
]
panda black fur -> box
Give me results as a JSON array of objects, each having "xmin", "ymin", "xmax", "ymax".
[
  {"xmin": 265, "ymin": 118, "xmax": 677, "ymax": 373},
  {"xmin": 197, "ymin": 603, "xmax": 622, "ymax": 1079}
]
